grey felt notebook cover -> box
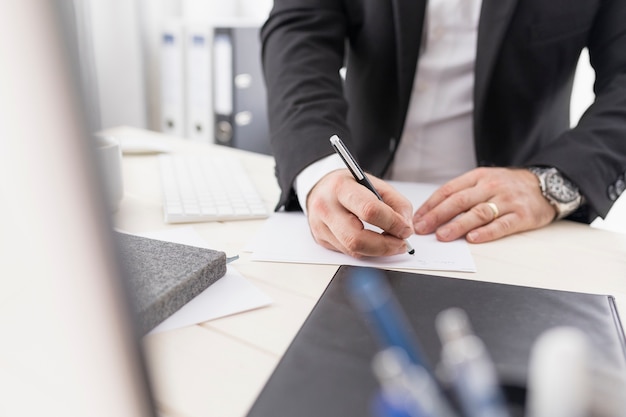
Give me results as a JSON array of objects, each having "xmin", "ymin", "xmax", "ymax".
[
  {"xmin": 246, "ymin": 265, "xmax": 626, "ymax": 417},
  {"xmin": 116, "ymin": 232, "xmax": 227, "ymax": 334}
]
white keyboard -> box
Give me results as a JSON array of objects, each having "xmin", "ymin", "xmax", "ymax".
[{"xmin": 158, "ymin": 154, "xmax": 270, "ymax": 223}]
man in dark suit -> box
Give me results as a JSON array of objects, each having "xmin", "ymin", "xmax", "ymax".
[{"xmin": 261, "ymin": 0, "xmax": 626, "ymax": 258}]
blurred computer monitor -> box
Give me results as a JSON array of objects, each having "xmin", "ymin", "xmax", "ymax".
[{"xmin": 0, "ymin": 2, "xmax": 156, "ymax": 416}]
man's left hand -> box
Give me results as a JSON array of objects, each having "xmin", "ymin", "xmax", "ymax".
[{"xmin": 413, "ymin": 167, "xmax": 557, "ymax": 243}]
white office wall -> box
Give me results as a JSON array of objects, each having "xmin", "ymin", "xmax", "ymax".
[
  {"xmin": 570, "ymin": 49, "xmax": 595, "ymax": 127},
  {"xmin": 237, "ymin": 0, "xmax": 273, "ymax": 18},
  {"xmin": 87, "ymin": 0, "xmax": 147, "ymax": 130}
]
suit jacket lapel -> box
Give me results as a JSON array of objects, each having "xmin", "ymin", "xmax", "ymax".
[
  {"xmin": 474, "ymin": 0, "xmax": 519, "ymax": 139},
  {"xmin": 391, "ymin": 0, "xmax": 427, "ymax": 124}
]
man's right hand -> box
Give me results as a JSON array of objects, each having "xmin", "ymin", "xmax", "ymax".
[{"xmin": 304, "ymin": 169, "xmax": 414, "ymax": 258}]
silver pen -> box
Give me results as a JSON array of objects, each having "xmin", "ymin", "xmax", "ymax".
[
  {"xmin": 330, "ymin": 135, "xmax": 415, "ymax": 255},
  {"xmin": 436, "ymin": 308, "xmax": 511, "ymax": 417}
]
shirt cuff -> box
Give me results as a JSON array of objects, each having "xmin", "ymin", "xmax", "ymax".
[{"xmin": 295, "ymin": 154, "xmax": 346, "ymax": 215}]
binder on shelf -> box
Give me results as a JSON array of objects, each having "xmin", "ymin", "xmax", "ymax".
[
  {"xmin": 160, "ymin": 19, "xmax": 186, "ymax": 138},
  {"xmin": 246, "ymin": 266, "xmax": 626, "ymax": 417},
  {"xmin": 212, "ymin": 24, "xmax": 271, "ymax": 155},
  {"xmin": 185, "ymin": 22, "xmax": 212, "ymax": 142}
]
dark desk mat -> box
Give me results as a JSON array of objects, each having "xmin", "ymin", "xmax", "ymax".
[{"xmin": 247, "ymin": 266, "xmax": 626, "ymax": 417}]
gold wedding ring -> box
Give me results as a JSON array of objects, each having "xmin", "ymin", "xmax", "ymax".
[{"xmin": 486, "ymin": 202, "xmax": 500, "ymax": 220}]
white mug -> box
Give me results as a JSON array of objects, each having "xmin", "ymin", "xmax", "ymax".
[{"xmin": 94, "ymin": 135, "xmax": 124, "ymax": 212}]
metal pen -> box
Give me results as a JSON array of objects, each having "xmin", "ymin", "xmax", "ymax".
[
  {"xmin": 436, "ymin": 308, "xmax": 511, "ymax": 417},
  {"xmin": 372, "ymin": 347, "xmax": 459, "ymax": 417},
  {"xmin": 330, "ymin": 135, "xmax": 415, "ymax": 255}
]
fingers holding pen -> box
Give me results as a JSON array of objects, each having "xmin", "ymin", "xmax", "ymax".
[
  {"xmin": 338, "ymin": 174, "xmax": 414, "ymax": 240},
  {"xmin": 314, "ymin": 216, "xmax": 411, "ymax": 258},
  {"xmin": 369, "ymin": 175, "xmax": 415, "ymax": 223},
  {"xmin": 307, "ymin": 170, "xmax": 412, "ymax": 257}
]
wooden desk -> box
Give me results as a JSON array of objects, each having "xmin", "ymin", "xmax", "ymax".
[{"xmin": 107, "ymin": 126, "xmax": 626, "ymax": 417}]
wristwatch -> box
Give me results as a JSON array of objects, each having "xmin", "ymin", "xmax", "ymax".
[{"xmin": 528, "ymin": 167, "xmax": 583, "ymax": 220}]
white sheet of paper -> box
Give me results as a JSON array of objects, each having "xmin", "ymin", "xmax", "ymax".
[
  {"xmin": 126, "ymin": 227, "xmax": 273, "ymax": 334},
  {"xmin": 149, "ymin": 265, "xmax": 272, "ymax": 334},
  {"xmin": 247, "ymin": 182, "xmax": 476, "ymax": 272}
]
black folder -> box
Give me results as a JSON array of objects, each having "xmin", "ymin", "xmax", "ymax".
[
  {"xmin": 213, "ymin": 25, "xmax": 271, "ymax": 155},
  {"xmin": 246, "ymin": 266, "xmax": 626, "ymax": 417}
]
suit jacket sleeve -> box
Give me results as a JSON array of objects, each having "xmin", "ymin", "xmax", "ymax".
[
  {"xmin": 522, "ymin": 0, "xmax": 626, "ymax": 220},
  {"xmin": 261, "ymin": 1, "xmax": 352, "ymax": 211}
]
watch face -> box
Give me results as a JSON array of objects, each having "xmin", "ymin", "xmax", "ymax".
[{"xmin": 546, "ymin": 172, "xmax": 579, "ymax": 203}]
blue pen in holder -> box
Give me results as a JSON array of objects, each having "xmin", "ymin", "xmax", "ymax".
[{"xmin": 346, "ymin": 267, "xmax": 429, "ymax": 369}]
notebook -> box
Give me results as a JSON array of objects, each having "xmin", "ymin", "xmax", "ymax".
[
  {"xmin": 116, "ymin": 232, "xmax": 227, "ymax": 334},
  {"xmin": 246, "ymin": 266, "xmax": 626, "ymax": 417}
]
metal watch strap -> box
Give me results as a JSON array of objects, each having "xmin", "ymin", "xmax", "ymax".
[{"xmin": 528, "ymin": 166, "xmax": 583, "ymax": 220}]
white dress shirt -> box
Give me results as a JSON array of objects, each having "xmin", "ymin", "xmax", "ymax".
[{"xmin": 295, "ymin": 0, "xmax": 483, "ymax": 213}]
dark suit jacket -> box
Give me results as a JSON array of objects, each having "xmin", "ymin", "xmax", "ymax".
[{"xmin": 261, "ymin": 0, "xmax": 626, "ymax": 221}]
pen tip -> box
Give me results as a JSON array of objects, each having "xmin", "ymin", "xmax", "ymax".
[{"xmin": 408, "ymin": 249, "xmax": 415, "ymax": 255}]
